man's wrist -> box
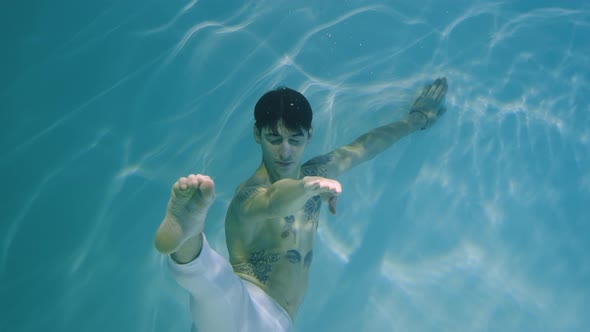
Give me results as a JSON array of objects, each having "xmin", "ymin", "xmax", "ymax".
[{"xmin": 408, "ymin": 111, "xmax": 428, "ymax": 130}]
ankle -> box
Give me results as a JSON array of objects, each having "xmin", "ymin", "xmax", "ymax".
[{"xmin": 171, "ymin": 233, "xmax": 204, "ymax": 264}]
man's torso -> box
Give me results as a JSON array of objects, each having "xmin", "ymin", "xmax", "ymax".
[{"xmin": 224, "ymin": 159, "xmax": 328, "ymax": 318}]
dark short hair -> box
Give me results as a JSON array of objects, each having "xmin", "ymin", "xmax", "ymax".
[{"xmin": 254, "ymin": 86, "xmax": 312, "ymax": 133}]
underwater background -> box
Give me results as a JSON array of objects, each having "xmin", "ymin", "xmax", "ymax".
[{"xmin": 1, "ymin": 0, "xmax": 589, "ymax": 331}]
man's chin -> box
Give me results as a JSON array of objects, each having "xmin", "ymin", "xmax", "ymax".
[{"xmin": 276, "ymin": 162, "xmax": 295, "ymax": 169}]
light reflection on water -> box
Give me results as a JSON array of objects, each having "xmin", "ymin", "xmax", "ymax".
[{"xmin": 1, "ymin": 0, "xmax": 589, "ymax": 331}]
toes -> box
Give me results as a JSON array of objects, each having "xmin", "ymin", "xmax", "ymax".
[
  {"xmin": 186, "ymin": 174, "xmax": 215, "ymax": 198},
  {"xmin": 175, "ymin": 177, "xmax": 189, "ymax": 191},
  {"xmin": 187, "ymin": 174, "xmax": 199, "ymax": 188},
  {"xmin": 172, "ymin": 174, "xmax": 215, "ymax": 197},
  {"xmin": 199, "ymin": 185, "xmax": 215, "ymax": 201},
  {"xmin": 197, "ymin": 176, "xmax": 215, "ymax": 196},
  {"xmin": 173, "ymin": 175, "xmax": 202, "ymax": 193}
]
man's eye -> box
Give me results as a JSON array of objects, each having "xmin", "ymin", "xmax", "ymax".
[
  {"xmin": 271, "ymin": 139, "xmax": 281, "ymax": 144},
  {"xmin": 289, "ymin": 140, "xmax": 302, "ymax": 145}
]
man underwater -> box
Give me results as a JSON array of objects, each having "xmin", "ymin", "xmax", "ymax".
[{"xmin": 155, "ymin": 78, "xmax": 448, "ymax": 331}]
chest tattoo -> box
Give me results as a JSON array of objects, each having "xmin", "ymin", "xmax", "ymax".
[
  {"xmin": 281, "ymin": 215, "xmax": 296, "ymax": 242},
  {"xmin": 285, "ymin": 249, "xmax": 313, "ymax": 268},
  {"xmin": 285, "ymin": 249, "xmax": 301, "ymax": 263},
  {"xmin": 233, "ymin": 250, "xmax": 280, "ymax": 284},
  {"xmin": 304, "ymin": 251, "xmax": 313, "ymax": 267}
]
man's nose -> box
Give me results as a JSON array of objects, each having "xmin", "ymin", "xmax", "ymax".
[{"xmin": 279, "ymin": 141, "xmax": 291, "ymax": 159}]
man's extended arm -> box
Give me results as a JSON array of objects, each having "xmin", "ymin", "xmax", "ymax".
[
  {"xmin": 235, "ymin": 177, "xmax": 341, "ymax": 221},
  {"xmin": 314, "ymin": 77, "xmax": 448, "ymax": 178}
]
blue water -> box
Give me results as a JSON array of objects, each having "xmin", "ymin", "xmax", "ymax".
[{"xmin": 1, "ymin": 0, "xmax": 589, "ymax": 331}]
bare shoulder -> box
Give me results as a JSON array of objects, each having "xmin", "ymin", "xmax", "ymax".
[
  {"xmin": 227, "ymin": 178, "xmax": 271, "ymax": 227},
  {"xmin": 302, "ymin": 152, "xmax": 335, "ymax": 177},
  {"xmin": 232, "ymin": 177, "xmax": 269, "ymax": 206}
]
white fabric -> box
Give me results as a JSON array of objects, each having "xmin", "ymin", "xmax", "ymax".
[{"xmin": 167, "ymin": 234, "xmax": 293, "ymax": 332}]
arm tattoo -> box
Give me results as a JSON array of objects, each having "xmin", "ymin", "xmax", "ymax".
[
  {"xmin": 233, "ymin": 250, "xmax": 280, "ymax": 284},
  {"xmin": 234, "ymin": 186, "xmax": 264, "ymax": 205},
  {"xmin": 235, "ymin": 186, "xmax": 264, "ymax": 205},
  {"xmin": 302, "ymin": 153, "xmax": 334, "ymax": 177},
  {"xmin": 234, "ymin": 186, "xmax": 265, "ymax": 214}
]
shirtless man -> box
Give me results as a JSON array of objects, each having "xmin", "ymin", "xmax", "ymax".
[{"xmin": 155, "ymin": 78, "xmax": 448, "ymax": 332}]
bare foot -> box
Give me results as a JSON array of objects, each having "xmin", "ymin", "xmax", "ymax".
[
  {"xmin": 155, "ymin": 174, "xmax": 215, "ymax": 254},
  {"xmin": 410, "ymin": 77, "xmax": 448, "ymax": 129}
]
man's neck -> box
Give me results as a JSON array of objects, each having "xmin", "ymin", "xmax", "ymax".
[{"xmin": 259, "ymin": 162, "xmax": 301, "ymax": 183}]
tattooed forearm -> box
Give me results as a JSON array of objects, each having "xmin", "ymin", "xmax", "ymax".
[{"xmin": 233, "ymin": 250, "xmax": 280, "ymax": 284}]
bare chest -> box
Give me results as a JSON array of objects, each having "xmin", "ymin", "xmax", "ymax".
[
  {"xmin": 278, "ymin": 195, "xmax": 321, "ymax": 244},
  {"xmin": 228, "ymin": 195, "xmax": 323, "ymax": 283}
]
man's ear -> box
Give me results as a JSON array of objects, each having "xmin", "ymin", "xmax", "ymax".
[
  {"xmin": 307, "ymin": 127, "xmax": 313, "ymax": 141},
  {"xmin": 253, "ymin": 125, "xmax": 261, "ymax": 144}
]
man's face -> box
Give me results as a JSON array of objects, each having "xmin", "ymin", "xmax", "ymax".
[{"xmin": 255, "ymin": 121, "xmax": 311, "ymax": 178}]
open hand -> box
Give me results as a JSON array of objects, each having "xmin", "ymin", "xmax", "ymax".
[{"xmin": 410, "ymin": 77, "xmax": 448, "ymax": 129}]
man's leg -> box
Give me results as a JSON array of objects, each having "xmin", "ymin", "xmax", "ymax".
[
  {"xmin": 154, "ymin": 174, "xmax": 292, "ymax": 331},
  {"xmin": 155, "ymin": 174, "xmax": 215, "ymax": 263},
  {"xmin": 155, "ymin": 174, "xmax": 245, "ymax": 331}
]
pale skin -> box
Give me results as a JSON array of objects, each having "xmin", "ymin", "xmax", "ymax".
[{"xmin": 155, "ymin": 77, "xmax": 448, "ymax": 320}]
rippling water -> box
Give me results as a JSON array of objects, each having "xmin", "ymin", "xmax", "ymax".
[{"xmin": 1, "ymin": 1, "xmax": 589, "ymax": 331}]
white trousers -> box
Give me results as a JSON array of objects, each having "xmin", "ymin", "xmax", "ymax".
[{"xmin": 167, "ymin": 234, "xmax": 294, "ymax": 332}]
